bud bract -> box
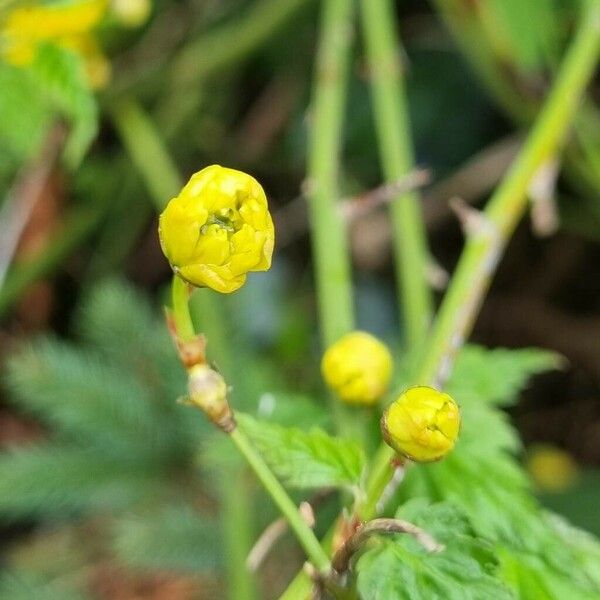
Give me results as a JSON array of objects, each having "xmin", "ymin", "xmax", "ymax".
[
  {"xmin": 321, "ymin": 331, "xmax": 393, "ymax": 405},
  {"xmin": 159, "ymin": 165, "xmax": 275, "ymax": 294},
  {"xmin": 382, "ymin": 386, "xmax": 460, "ymax": 462},
  {"xmin": 187, "ymin": 364, "xmax": 232, "ymax": 428}
]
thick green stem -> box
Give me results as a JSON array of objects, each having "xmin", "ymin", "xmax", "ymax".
[
  {"xmin": 306, "ymin": 0, "xmax": 355, "ymax": 348},
  {"xmin": 230, "ymin": 427, "xmax": 331, "ymax": 573},
  {"xmin": 221, "ymin": 473, "xmax": 260, "ymax": 600},
  {"xmin": 363, "ymin": 0, "xmax": 600, "ymax": 522},
  {"xmin": 359, "ymin": 0, "xmax": 433, "ymax": 347},
  {"xmin": 280, "ymin": 3, "xmax": 600, "ymax": 595}
]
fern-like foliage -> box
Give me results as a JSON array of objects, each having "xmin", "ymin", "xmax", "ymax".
[{"xmin": 0, "ymin": 280, "xmax": 218, "ymax": 596}]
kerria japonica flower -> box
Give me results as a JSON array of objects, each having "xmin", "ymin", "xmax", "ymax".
[
  {"xmin": 321, "ymin": 331, "xmax": 393, "ymax": 406},
  {"xmin": 1, "ymin": 0, "xmax": 109, "ymax": 88},
  {"xmin": 381, "ymin": 386, "xmax": 460, "ymax": 462},
  {"xmin": 159, "ymin": 165, "xmax": 275, "ymax": 294}
]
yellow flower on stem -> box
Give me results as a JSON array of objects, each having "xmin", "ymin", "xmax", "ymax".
[
  {"xmin": 381, "ymin": 386, "xmax": 460, "ymax": 462},
  {"xmin": 1, "ymin": 0, "xmax": 110, "ymax": 88},
  {"xmin": 159, "ymin": 165, "xmax": 275, "ymax": 294},
  {"xmin": 321, "ymin": 331, "xmax": 393, "ymax": 405}
]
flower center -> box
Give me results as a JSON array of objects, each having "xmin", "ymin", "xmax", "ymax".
[{"xmin": 201, "ymin": 209, "xmax": 241, "ymax": 235}]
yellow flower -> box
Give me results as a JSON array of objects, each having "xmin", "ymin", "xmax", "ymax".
[
  {"xmin": 159, "ymin": 165, "xmax": 275, "ymax": 294},
  {"xmin": 1, "ymin": 0, "xmax": 110, "ymax": 88},
  {"xmin": 321, "ymin": 331, "xmax": 393, "ymax": 405},
  {"xmin": 526, "ymin": 445, "xmax": 579, "ymax": 493},
  {"xmin": 381, "ymin": 386, "xmax": 460, "ymax": 462}
]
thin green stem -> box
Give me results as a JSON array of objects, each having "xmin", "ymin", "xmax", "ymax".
[
  {"xmin": 171, "ymin": 275, "xmax": 196, "ymax": 341},
  {"xmin": 221, "ymin": 473, "xmax": 260, "ymax": 600},
  {"xmin": 111, "ymin": 100, "xmax": 260, "ymax": 600},
  {"xmin": 306, "ymin": 0, "xmax": 355, "ymax": 348},
  {"xmin": 230, "ymin": 427, "xmax": 331, "ymax": 573},
  {"xmin": 279, "ymin": 3, "xmax": 600, "ymax": 595},
  {"xmin": 359, "ymin": 0, "xmax": 433, "ymax": 347},
  {"xmin": 153, "ymin": 0, "xmax": 312, "ymax": 134},
  {"xmin": 108, "ymin": 97, "xmax": 181, "ymax": 210}
]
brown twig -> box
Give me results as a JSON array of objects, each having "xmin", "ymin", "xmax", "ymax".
[
  {"xmin": 274, "ymin": 169, "xmax": 430, "ymax": 247},
  {"xmin": 247, "ymin": 501, "xmax": 315, "ymax": 572},
  {"xmin": 340, "ymin": 168, "xmax": 431, "ymax": 220},
  {"xmin": 331, "ymin": 518, "xmax": 443, "ymax": 575},
  {"xmin": 0, "ymin": 126, "xmax": 65, "ymax": 288}
]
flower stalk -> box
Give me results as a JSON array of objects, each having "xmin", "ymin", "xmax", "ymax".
[
  {"xmin": 280, "ymin": 2, "xmax": 600, "ymax": 595},
  {"xmin": 305, "ymin": 0, "xmax": 355, "ymax": 348},
  {"xmin": 170, "ymin": 280, "xmax": 331, "ymax": 574},
  {"xmin": 359, "ymin": 0, "xmax": 433, "ymax": 347}
]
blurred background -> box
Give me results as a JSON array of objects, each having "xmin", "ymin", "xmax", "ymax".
[{"xmin": 0, "ymin": 0, "xmax": 598, "ymax": 598}]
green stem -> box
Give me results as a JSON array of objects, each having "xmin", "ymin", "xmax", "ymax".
[
  {"xmin": 230, "ymin": 427, "xmax": 331, "ymax": 573},
  {"xmin": 221, "ymin": 472, "xmax": 260, "ymax": 600},
  {"xmin": 359, "ymin": 0, "xmax": 433, "ymax": 347},
  {"xmin": 111, "ymin": 101, "xmax": 260, "ymax": 600},
  {"xmin": 171, "ymin": 275, "xmax": 196, "ymax": 342},
  {"xmin": 306, "ymin": 0, "xmax": 355, "ymax": 348},
  {"xmin": 363, "ymin": 0, "xmax": 600, "ymax": 522},
  {"xmin": 279, "ymin": 3, "xmax": 600, "ymax": 595},
  {"xmin": 108, "ymin": 97, "xmax": 181, "ymax": 210}
]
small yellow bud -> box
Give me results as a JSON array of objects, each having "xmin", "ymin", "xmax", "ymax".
[
  {"xmin": 110, "ymin": 0, "xmax": 151, "ymax": 27},
  {"xmin": 526, "ymin": 445, "xmax": 579, "ymax": 493},
  {"xmin": 158, "ymin": 165, "xmax": 275, "ymax": 294},
  {"xmin": 381, "ymin": 386, "xmax": 460, "ymax": 462},
  {"xmin": 321, "ymin": 331, "xmax": 393, "ymax": 405}
]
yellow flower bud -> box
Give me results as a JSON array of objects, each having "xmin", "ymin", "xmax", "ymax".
[
  {"xmin": 321, "ymin": 331, "xmax": 393, "ymax": 405},
  {"xmin": 526, "ymin": 445, "xmax": 579, "ymax": 493},
  {"xmin": 381, "ymin": 386, "xmax": 460, "ymax": 462},
  {"xmin": 158, "ymin": 165, "xmax": 275, "ymax": 294},
  {"xmin": 110, "ymin": 0, "xmax": 151, "ymax": 27}
]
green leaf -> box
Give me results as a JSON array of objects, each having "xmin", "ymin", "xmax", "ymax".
[
  {"xmin": 237, "ymin": 413, "xmax": 365, "ymax": 491},
  {"xmin": 397, "ymin": 346, "xmax": 600, "ymax": 598},
  {"xmin": 483, "ymin": 0, "xmax": 561, "ymax": 70},
  {"xmin": 5, "ymin": 337, "xmax": 175, "ymax": 456},
  {"xmin": 113, "ymin": 506, "xmax": 221, "ymax": 573},
  {"xmin": 75, "ymin": 278, "xmax": 186, "ymax": 404},
  {"xmin": 399, "ymin": 346, "xmax": 559, "ymax": 546},
  {"xmin": 446, "ymin": 345, "xmax": 561, "ymax": 406},
  {"xmin": 0, "ymin": 445, "xmax": 162, "ymax": 520},
  {"xmin": 0, "ymin": 571, "xmax": 89, "ymax": 600},
  {"xmin": 31, "ymin": 44, "xmax": 98, "ymax": 166},
  {"xmin": 0, "ymin": 63, "xmax": 52, "ymax": 163},
  {"xmin": 356, "ymin": 500, "xmax": 514, "ymax": 599}
]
